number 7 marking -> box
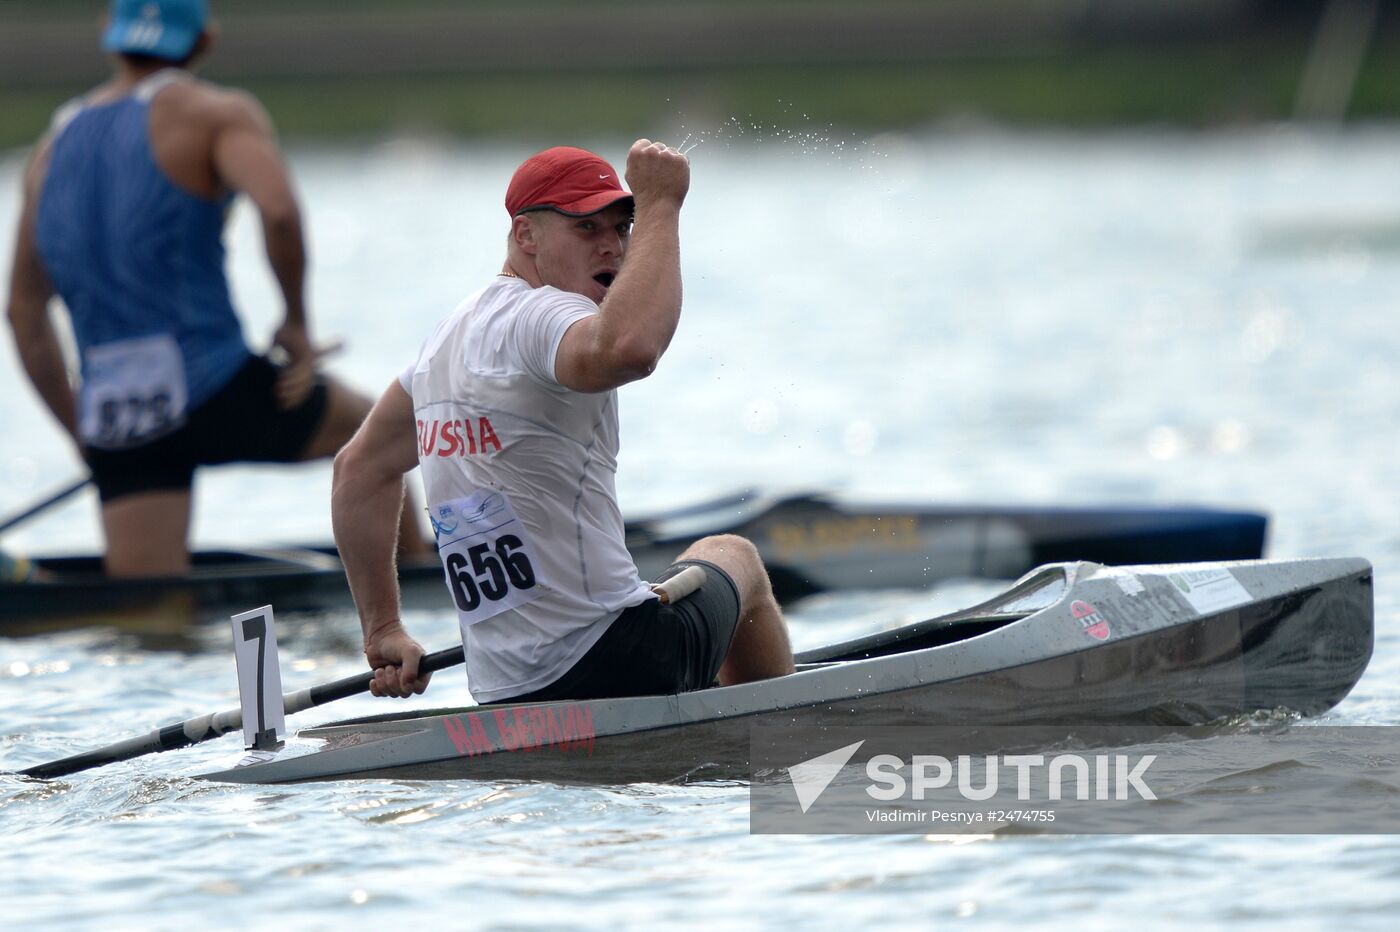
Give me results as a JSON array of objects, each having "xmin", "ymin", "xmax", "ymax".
[
  {"xmin": 240, "ymin": 615, "xmax": 269, "ymax": 734},
  {"xmin": 230, "ymin": 605, "xmax": 286, "ymax": 750}
]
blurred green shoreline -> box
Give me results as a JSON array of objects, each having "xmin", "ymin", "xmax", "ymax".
[
  {"xmin": 3, "ymin": 2, "xmax": 1398, "ymax": 151},
  {"xmin": 4, "ymin": 43, "xmax": 1399, "ymax": 153}
]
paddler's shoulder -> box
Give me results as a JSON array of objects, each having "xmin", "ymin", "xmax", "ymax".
[{"xmin": 153, "ymin": 78, "xmax": 279, "ymax": 136}]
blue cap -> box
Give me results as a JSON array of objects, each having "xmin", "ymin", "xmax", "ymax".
[{"xmin": 102, "ymin": 0, "xmax": 208, "ymax": 61}]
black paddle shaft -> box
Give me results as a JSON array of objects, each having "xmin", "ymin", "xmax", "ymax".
[
  {"xmin": 0, "ymin": 478, "xmax": 90, "ymax": 537},
  {"xmin": 17, "ymin": 645, "xmax": 466, "ymax": 780},
  {"xmin": 309, "ymin": 646, "xmax": 465, "ymax": 704}
]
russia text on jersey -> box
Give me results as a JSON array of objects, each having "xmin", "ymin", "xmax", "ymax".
[{"xmin": 417, "ymin": 416, "xmax": 504, "ymax": 458}]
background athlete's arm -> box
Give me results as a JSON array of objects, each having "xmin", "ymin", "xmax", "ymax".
[
  {"xmin": 332, "ymin": 381, "xmax": 430, "ymax": 698},
  {"xmin": 554, "ymin": 139, "xmax": 690, "ymax": 392},
  {"xmin": 5, "ymin": 138, "xmax": 78, "ymax": 442},
  {"xmin": 209, "ymin": 91, "xmax": 318, "ymax": 408}
]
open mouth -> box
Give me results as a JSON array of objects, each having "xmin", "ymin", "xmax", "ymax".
[{"xmin": 593, "ymin": 271, "xmax": 616, "ymax": 288}]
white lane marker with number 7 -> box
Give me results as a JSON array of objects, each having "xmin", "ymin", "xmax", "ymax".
[{"xmin": 229, "ymin": 605, "xmax": 287, "ymax": 750}]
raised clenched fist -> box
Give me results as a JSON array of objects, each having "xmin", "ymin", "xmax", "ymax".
[{"xmin": 625, "ymin": 138, "xmax": 690, "ymax": 209}]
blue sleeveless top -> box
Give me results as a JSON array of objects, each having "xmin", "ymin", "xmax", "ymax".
[{"xmin": 35, "ymin": 71, "xmax": 250, "ymax": 409}]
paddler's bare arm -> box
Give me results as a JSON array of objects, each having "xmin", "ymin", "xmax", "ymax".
[
  {"xmin": 208, "ymin": 90, "xmax": 319, "ymax": 408},
  {"xmin": 5, "ymin": 137, "xmax": 78, "ymax": 443},
  {"xmin": 554, "ymin": 139, "xmax": 689, "ymax": 393},
  {"xmin": 332, "ymin": 381, "xmax": 430, "ymax": 698}
]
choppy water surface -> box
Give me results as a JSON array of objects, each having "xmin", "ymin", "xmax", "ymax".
[{"xmin": 2, "ymin": 126, "xmax": 1399, "ymax": 929}]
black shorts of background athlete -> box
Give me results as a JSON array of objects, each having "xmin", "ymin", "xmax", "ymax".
[
  {"xmin": 85, "ymin": 355, "xmax": 329, "ymax": 503},
  {"xmin": 506, "ymin": 560, "xmax": 742, "ymax": 703}
]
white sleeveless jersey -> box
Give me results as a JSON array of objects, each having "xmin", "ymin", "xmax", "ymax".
[{"xmin": 405, "ymin": 277, "xmax": 654, "ymax": 701}]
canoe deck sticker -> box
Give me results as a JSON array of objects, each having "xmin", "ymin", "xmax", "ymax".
[
  {"xmin": 1167, "ymin": 566, "xmax": 1253, "ymax": 615},
  {"xmin": 1105, "ymin": 569, "xmax": 1146, "ymax": 597},
  {"xmin": 1070, "ymin": 600, "xmax": 1111, "ymax": 641}
]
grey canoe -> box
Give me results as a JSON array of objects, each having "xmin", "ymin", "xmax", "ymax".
[{"xmin": 198, "ymin": 555, "xmax": 1372, "ymax": 785}]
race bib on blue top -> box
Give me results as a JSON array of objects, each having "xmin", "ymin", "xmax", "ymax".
[
  {"xmin": 431, "ymin": 489, "xmax": 547, "ymax": 626},
  {"xmin": 79, "ymin": 334, "xmax": 188, "ymax": 448}
]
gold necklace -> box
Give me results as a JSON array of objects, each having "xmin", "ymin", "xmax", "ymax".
[{"xmin": 499, "ymin": 271, "xmax": 521, "ymax": 279}]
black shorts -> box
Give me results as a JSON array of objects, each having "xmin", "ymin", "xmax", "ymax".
[
  {"xmin": 85, "ymin": 355, "xmax": 329, "ymax": 503},
  {"xmin": 505, "ymin": 560, "xmax": 742, "ymax": 704}
]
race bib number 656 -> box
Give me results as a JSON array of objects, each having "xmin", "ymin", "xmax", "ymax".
[{"xmin": 430, "ymin": 489, "xmax": 547, "ymax": 626}]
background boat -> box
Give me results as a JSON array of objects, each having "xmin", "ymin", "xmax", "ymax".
[{"xmin": 0, "ymin": 490, "xmax": 1266, "ymax": 635}]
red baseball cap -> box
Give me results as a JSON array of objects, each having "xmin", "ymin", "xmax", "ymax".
[{"xmin": 505, "ymin": 146, "xmax": 633, "ymax": 217}]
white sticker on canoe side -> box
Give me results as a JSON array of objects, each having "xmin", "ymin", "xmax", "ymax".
[
  {"xmin": 1102, "ymin": 569, "xmax": 1146, "ymax": 597},
  {"xmin": 1167, "ymin": 567, "xmax": 1253, "ymax": 615},
  {"xmin": 230, "ymin": 605, "xmax": 287, "ymax": 750},
  {"xmin": 236, "ymin": 749, "xmax": 279, "ymax": 768}
]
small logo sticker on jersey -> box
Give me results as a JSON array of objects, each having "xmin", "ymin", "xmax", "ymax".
[
  {"xmin": 429, "ymin": 492, "xmax": 507, "ymax": 537},
  {"xmin": 433, "ymin": 489, "xmax": 547, "ymax": 627},
  {"xmin": 1071, "ymin": 599, "xmax": 1111, "ymax": 641}
]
